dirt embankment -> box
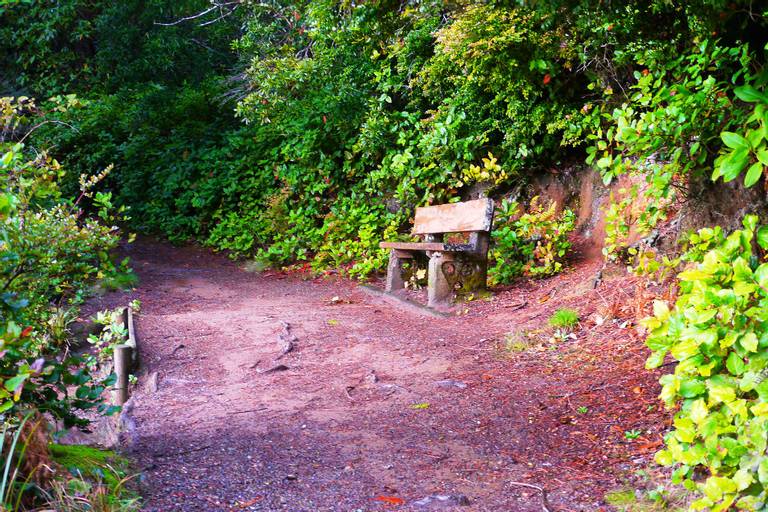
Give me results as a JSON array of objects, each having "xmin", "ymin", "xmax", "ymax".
[{"xmin": 529, "ymin": 164, "xmax": 768, "ymax": 258}]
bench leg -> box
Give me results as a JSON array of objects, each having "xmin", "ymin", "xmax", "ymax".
[
  {"xmin": 477, "ymin": 259, "xmax": 488, "ymax": 290},
  {"xmin": 428, "ymin": 252, "xmax": 454, "ymax": 308},
  {"xmin": 385, "ymin": 250, "xmax": 406, "ymax": 292}
]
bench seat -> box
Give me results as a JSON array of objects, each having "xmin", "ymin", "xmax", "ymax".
[{"xmin": 379, "ymin": 241, "xmax": 475, "ymax": 252}]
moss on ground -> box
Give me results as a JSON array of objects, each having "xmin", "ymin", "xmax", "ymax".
[
  {"xmin": 49, "ymin": 444, "xmax": 131, "ymax": 493},
  {"xmin": 604, "ymin": 487, "xmax": 685, "ymax": 512}
]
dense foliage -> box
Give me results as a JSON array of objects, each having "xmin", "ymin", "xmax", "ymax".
[
  {"xmin": 0, "ymin": 95, "xmax": 139, "ymax": 510},
  {"xmin": 489, "ymin": 197, "xmax": 575, "ymax": 284},
  {"xmin": 0, "ymin": 97, "xmax": 126, "ymax": 427},
  {"xmin": 2, "ymin": 0, "xmax": 763, "ymax": 277},
  {"xmin": 644, "ymin": 216, "xmax": 768, "ymax": 510}
]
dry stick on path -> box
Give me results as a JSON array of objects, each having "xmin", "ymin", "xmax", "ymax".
[
  {"xmin": 553, "ymin": 382, "xmax": 618, "ymax": 399},
  {"xmin": 232, "ymin": 407, "xmax": 268, "ymax": 415},
  {"xmin": 507, "ymin": 300, "xmax": 528, "ymax": 311},
  {"xmin": 507, "ymin": 481, "xmax": 552, "ymax": 512}
]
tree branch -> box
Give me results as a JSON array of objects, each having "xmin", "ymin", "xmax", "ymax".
[{"xmin": 153, "ymin": 1, "xmax": 241, "ymax": 27}]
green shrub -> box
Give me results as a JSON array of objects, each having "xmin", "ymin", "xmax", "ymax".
[
  {"xmin": 549, "ymin": 308, "xmax": 580, "ymax": 330},
  {"xmin": 1, "ymin": 97, "xmax": 126, "ymax": 426},
  {"xmin": 644, "ymin": 215, "xmax": 768, "ymax": 510},
  {"xmin": 22, "ymin": 1, "xmax": 765, "ymax": 284},
  {"xmin": 583, "ymin": 39, "xmax": 762, "ymax": 257},
  {"xmin": 712, "ymin": 84, "xmax": 768, "ymax": 188},
  {"xmin": 489, "ymin": 197, "xmax": 576, "ymax": 285}
]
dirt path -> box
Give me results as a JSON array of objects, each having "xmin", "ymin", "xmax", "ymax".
[{"xmin": 91, "ymin": 239, "xmax": 668, "ymax": 511}]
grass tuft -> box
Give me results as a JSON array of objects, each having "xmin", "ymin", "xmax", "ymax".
[{"xmin": 548, "ymin": 308, "xmax": 579, "ymax": 329}]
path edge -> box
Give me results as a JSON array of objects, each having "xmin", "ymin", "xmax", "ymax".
[{"xmin": 358, "ymin": 284, "xmax": 451, "ymax": 318}]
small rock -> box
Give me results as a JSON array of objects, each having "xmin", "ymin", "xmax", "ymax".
[
  {"xmin": 412, "ymin": 494, "xmax": 471, "ymax": 508},
  {"xmin": 377, "ymin": 383, "xmax": 403, "ymax": 395},
  {"xmin": 146, "ymin": 371, "xmax": 159, "ymax": 393},
  {"xmin": 285, "ymin": 474, "xmax": 297, "ymax": 481},
  {"xmin": 434, "ymin": 379, "xmax": 468, "ymax": 390},
  {"xmin": 365, "ymin": 370, "xmax": 378, "ymax": 384},
  {"xmin": 118, "ymin": 398, "xmax": 138, "ymax": 450}
]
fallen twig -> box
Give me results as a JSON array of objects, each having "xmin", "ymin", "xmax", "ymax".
[
  {"xmin": 507, "ymin": 481, "xmax": 552, "ymax": 512},
  {"xmin": 231, "ymin": 407, "xmax": 268, "ymax": 415},
  {"xmin": 258, "ymin": 363, "xmax": 289, "ymax": 374},
  {"xmin": 553, "ymin": 382, "xmax": 618, "ymax": 399},
  {"xmin": 593, "ymin": 286, "xmax": 610, "ymax": 307}
]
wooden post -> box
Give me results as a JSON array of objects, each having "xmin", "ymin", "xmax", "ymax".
[
  {"xmin": 114, "ymin": 344, "xmax": 131, "ymax": 406},
  {"xmin": 126, "ymin": 307, "xmax": 138, "ymax": 368}
]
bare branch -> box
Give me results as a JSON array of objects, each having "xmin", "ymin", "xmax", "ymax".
[
  {"xmin": 18, "ymin": 120, "xmax": 79, "ymax": 144},
  {"xmin": 153, "ymin": 1, "xmax": 241, "ymax": 27},
  {"xmin": 199, "ymin": 4, "xmax": 240, "ymax": 27}
]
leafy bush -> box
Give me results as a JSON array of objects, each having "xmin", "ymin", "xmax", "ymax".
[
  {"xmin": 16, "ymin": 1, "xmax": 762, "ymax": 285},
  {"xmin": 712, "ymin": 85, "xmax": 768, "ymax": 188},
  {"xmin": 644, "ymin": 215, "xmax": 768, "ymax": 510},
  {"xmin": 583, "ymin": 38, "xmax": 764, "ymax": 254},
  {"xmin": 1, "ymin": 97, "xmax": 127, "ymax": 426},
  {"xmin": 489, "ymin": 197, "xmax": 576, "ymax": 285}
]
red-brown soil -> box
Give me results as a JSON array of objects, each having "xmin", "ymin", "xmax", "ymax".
[{"xmin": 88, "ymin": 239, "xmax": 670, "ymax": 511}]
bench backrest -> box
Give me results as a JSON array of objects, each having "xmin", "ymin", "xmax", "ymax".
[{"xmin": 412, "ymin": 198, "xmax": 494, "ymax": 235}]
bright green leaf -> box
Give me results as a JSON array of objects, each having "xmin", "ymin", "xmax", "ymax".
[
  {"xmin": 744, "ymin": 162, "xmax": 763, "ymax": 187},
  {"xmin": 721, "ymin": 131, "xmax": 750, "ymax": 151}
]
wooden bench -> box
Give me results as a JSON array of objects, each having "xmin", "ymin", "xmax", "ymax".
[{"xmin": 379, "ymin": 198, "xmax": 495, "ymax": 308}]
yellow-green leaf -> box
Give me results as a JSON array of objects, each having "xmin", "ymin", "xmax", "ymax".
[
  {"xmin": 744, "ymin": 162, "xmax": 763, "ymax": 188},
  {"xmin": 741, "ymin": 332, "xmax": 758, "ymax": 352}
]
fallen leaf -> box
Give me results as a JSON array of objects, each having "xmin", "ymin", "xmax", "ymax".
[
  {"xmin": 410, "ymin": 402, "xmax": 430, "ymax": 410},
  {"xmin": 637, "ymin": 439, "xmax": 663, "ymax": 451},
  {"xmin": 327, "ymin": 319, "xmax": 339, "ymax": 326},
  {"xmin": 374, "ymin": 496, "xmax": 405, "ymax": 505},
  {"xmin": 232, "ymin": 496, "xmax": 263, "ymax": 509}
]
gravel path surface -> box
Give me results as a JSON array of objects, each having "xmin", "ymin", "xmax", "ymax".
[{"xmin": 89, "ymin": 239, "xmax": 666, "ymax": 511}]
